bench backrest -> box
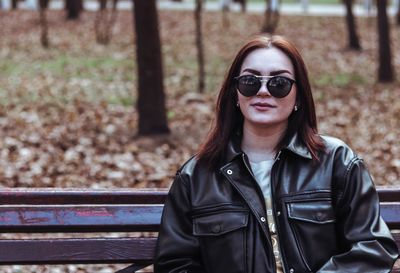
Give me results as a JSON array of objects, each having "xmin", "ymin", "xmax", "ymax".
[
  {"xmin": 0, "ymin": 187, "xmax": 399, "ymax": 272},
  {"xmin": 0, "ymin": 188, "xmax": 166, "ymax": 271}
]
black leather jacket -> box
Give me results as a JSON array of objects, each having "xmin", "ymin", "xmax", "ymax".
[{"xmin": 155, "ymin": 134, "xmax": 399, "ymax": 273}]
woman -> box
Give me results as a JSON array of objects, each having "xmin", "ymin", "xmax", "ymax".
[{"xmin": 154, "ymin": 35, "xmax": 398, "ymax": 273}]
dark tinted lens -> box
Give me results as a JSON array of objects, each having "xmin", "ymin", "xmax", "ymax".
[
  {"xmin": 267, "ymin": 76, "xmax": 292, "ymax": 98},
  {"xmin": 237, "ymin": 75, "xmax": 260, "ymax": 97}
]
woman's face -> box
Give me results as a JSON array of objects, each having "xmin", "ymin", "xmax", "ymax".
[{"xmin": 237, "ymin": 47, "xmax": 297, "ymax": 132}]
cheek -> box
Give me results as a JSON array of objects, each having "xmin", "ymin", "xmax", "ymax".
[
  {"xmin": 286, "ymin": 86, "xmax": 297, "ymax": 108},
  {"xmin": 237, "ymin": 92, "xmax": 249, "ymax": 107},
  {"xmin": 274, "ymin": 87, "xmax": 297, "ymax": 117}
]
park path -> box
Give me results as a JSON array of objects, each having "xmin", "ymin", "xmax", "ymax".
[
  {"xmin": 6, "ymin": 0, "xmax": 399, "ymax": 17},
  {"xmin": 155, "ymin": 0, "xmax": 397, "ymax": 17}
]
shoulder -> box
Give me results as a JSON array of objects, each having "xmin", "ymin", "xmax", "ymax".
[
  {"xmin": 171, "ymin": 155, "xmax": 204, "ymax": 187},
  {"xmin": 319, "ymin": 135, "xmax": 360, "ymax": 165},
  {"xmin": 174, "ymin": 154, "xmax": 217, "ymax": 189},
  {"xmin": 176, "ymin": 155, "xmax": 199, "ymax": 177},
  {"xmin": 318, "ymin": 135, "xmax": 370, "ymax": 194}
]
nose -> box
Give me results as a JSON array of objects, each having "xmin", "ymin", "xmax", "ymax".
[{"xmin": 257, "ymin": 80, "xmax": 271, "ymax": 96}]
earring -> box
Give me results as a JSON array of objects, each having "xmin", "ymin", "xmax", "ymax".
[
  {"xmin": 236, "ymin": 101, "xmax": 240, "ymax": 107},
  {"xmin": 294, "ymin": 105, "xmax": 298, "ymax": 111}
]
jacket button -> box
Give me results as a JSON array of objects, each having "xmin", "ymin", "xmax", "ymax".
[
  {"xmin": 260, "ymin": 217, "xmax": 266, "ymax": 222},
  {"xmin": 226, "ymin": 169, "xmax": 233, "ymax": 175},
  {"xmin": 211, "ymin": 224, "xmax": 221, "ymax": 233},
  {"xmin": 277, "ymin": 211, "xmax": 281, "ymax": 216},
  {"xmin": 289, "ymin": 268, "xmax": 295, "ymax": 273}
]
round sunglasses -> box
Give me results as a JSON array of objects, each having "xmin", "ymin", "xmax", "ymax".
[{"xmin": 234, "ymin": 75, "xmax": 296, "ymax": 98}]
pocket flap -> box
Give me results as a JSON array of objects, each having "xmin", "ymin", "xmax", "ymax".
[
  {"xmin": 287, "ymin": 200, "xmax": 335, "ymax": 224},
  {"xmin": 193, "ymin": 211, "xmax": 248, "ymax": 236}
]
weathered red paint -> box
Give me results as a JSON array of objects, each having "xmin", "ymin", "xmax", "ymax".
[{"xmin": 75, "ymin": 208, "xmax": 114, "ymax": 217}]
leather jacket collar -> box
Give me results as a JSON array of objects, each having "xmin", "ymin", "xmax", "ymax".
[{"xmin": 226, "ymin": 132, "xmax": 312, "ymax": 163}]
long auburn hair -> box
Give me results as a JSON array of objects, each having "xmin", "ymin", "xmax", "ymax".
[{"xmin": 197, "ymin": 35, "xmax": 324, "ymax": 167}]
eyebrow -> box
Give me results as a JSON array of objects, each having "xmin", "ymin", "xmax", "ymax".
[
  {"xmin": 242, "ymin": 68, "xmax": 293, "ymax": 76},
  {"xmin": 270, "ymin": 69, "xmax": 293, "ymax": 76}
]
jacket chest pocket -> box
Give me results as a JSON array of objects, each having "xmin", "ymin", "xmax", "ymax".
[
  {"xmin": 192, "ymin": 209, "xmax": 249, "ymax": 273},
  {"xmin": 193, "ymin": 210, "xmax": 248, "ymax": 236},
  {"xmin": 287, "ymin": 200, "xmax": 337, "ymax": 272}
]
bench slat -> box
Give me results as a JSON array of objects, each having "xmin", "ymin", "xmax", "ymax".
[
  {"xmin": 0, "ymin": 203, "xmax": 398, "ymax": 232},
  {"xmin": 378, "ymin": 188, "xmax": 400, "ymax": 203},
  {"xmin": 0, "ymin": 205, "xmax": 163, "ymax": 232},
  {"xmin": 381, "ymin": 203, "xmax": 400, "ymax": 229},
  {"xmin": 0, "ymin": 187, "xmax": 398, "ymax": 204},
  {"xmin": 0, "ymin": 237, "xmax": 157, "ymax": 265},
  {"xmin": 0, "ymin": 188, "xmax": 168, "ymax": 205},
  {"xmin": 0, "ymin": 203, "xmax": 399, "ymax": 232}
]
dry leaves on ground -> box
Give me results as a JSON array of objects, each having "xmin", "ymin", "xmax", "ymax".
[{"xmin": 0, "ymin": 7, "xmax": 400, "ymax": 273}]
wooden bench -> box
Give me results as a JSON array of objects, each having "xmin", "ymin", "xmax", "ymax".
[{"xmin": 0, "ymin": 187, "xmax": 399, "ymax": 272}]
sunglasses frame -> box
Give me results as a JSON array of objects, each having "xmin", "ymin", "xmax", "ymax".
[{"xmin": 234, "ymin": 74, "xmax": 296, "ymax": 98}]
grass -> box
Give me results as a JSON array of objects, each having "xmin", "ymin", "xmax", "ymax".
[
  {"xmin": 2, "ymin": 55, "xmax": 135, "ymax": 80},
  {"xmin": 207, "ymin": 0, "xmax": 341, "ymax": 4},
  {"xmin": 106, "ymin": 95, "xmax": 135, "ymax": 106},
  {"xmin": 313, "ymin": 73, "xmax": 367, "ymax": 88}
]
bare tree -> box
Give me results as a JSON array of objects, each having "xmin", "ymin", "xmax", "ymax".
[
  {"xmin": 39, "ymin": 0, "xmax": 49, "ymax": 47},
  {"xmin": 234, "ymin": 0, "xmax": 246, "ymax": 12},
  {"xmin": 95, "ymin": 0, "xmax": 118, "ymax": 44},
  {"xmin": 397, "ymin": 0, "xmax": 400, "ymax": 25},
  {"xmin": 342, "ymin": 0, "xmax": 361, "ymax": 50},
  {"xmin": 133, "ymin": 0, "xmax": 169, "ymax": 135},
  {"xmin": 221, "ymin": 0, "xmax": 246, "ymax": 28},
  {"xmin": 65, "ymin": 0, "xmax": 82, "ymax": 20},
  {"xmin": 376, "ymin": 0, "xmax": 394, "ymax": 82},
  {"xmin": 195, "ymin": 0, "xmax": 205, "ymax": 93},
  {"xmin": 262, "ymin": 0, "xmax": 280, "ymax": 33},
  {"xmin": 221, "ymin": 0, "xmax": 231, "ymax": 28},
  {"xmin": 11, "ymin": 0, "xmax": 17, "ymax": 9}
]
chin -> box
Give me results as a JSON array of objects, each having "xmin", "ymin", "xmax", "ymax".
[{"xmin": 247, "ymin": 117, "xmax": 288, "ymax": 128}]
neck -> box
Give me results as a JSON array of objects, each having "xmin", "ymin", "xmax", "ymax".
[{"xmin": 241, "ymin": 121, "xmax": 287, "ymax": 162}]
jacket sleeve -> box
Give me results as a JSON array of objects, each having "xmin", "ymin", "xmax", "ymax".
[
  {"xmin": 154, "ymin": 171, "xmax": 207, "ymax": 273},
  {"xmin": 317, "ymin": 158, "xmax": 399, "ymax": 273}
]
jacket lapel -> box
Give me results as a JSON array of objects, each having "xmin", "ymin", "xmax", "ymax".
[{"xmin": 220, "ymin": 157, "xmax": 272, "ymax": 241}]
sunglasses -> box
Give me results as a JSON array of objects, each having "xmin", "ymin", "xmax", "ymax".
[{"xmin": 234, "ymin": 75, "xmax": 296, "ymax": 98}]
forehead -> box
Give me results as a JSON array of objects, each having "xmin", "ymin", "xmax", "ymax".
[{"xmin": 240, "ymin": 47, "xmax": 294, "ymax": 74}]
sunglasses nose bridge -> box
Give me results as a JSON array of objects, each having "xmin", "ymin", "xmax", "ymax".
[{"xmin": 257, "ymin": 78, "xmax": 271, "ymax": 95}]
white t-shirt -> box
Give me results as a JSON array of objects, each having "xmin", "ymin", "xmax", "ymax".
[{"xmin": 250, "ymin": 159, "xmax": 284, "ymax": 273}]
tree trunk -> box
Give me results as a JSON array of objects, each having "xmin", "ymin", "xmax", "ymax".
[
  {"xmin": 39, "ymin": 0, "xmax": 49, "ymax": 48},
  {"xmin": 397, "ymin": 0, "xmax": 400, "ymax": 25},
  {"xmin": 95, "ymin": 0, "xmax": 106, "ymax": 43},
  {"xmin": 95, "ymin": 0, "xmax": 118, "ymax": 44},
  {"xmin": 220, "ymin": 0, "xmax": 231, "ymax": 28},
  {"xmin": 195, "ymin": 0, "xmax": 205, "ymax": 93},
  {"xmin": 234, "ymin": 0, "xmax": 246, "ymax": 12},
  {"xmin": 133, "ymin": 0, "xmax": 169, "ymax": 135},
  {"xmin": 262, "ymin": 0, "xmax": 280, "ymax": 33},
  {"xmin": 343, "ymin": 0, "xmax": 361, "ymax": 50},
  {"xmin": 66, "ymin": 0, "xmax": 82, "ymax": 20},
  {"xmin": 11, "ymin": 0, "xmax": 17, "ymax": 9},
  {"xmin": 103, "ymin": 0, "xmax": 118, "ymax": 44},
  {"xmin": 377, "ymin": 0, "xmax": 394, "ymax": 82}
]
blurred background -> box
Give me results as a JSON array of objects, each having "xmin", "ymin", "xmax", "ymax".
[{"xmin": 0, "ymin": 0, "xmax": 399, "ymax": 270}]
